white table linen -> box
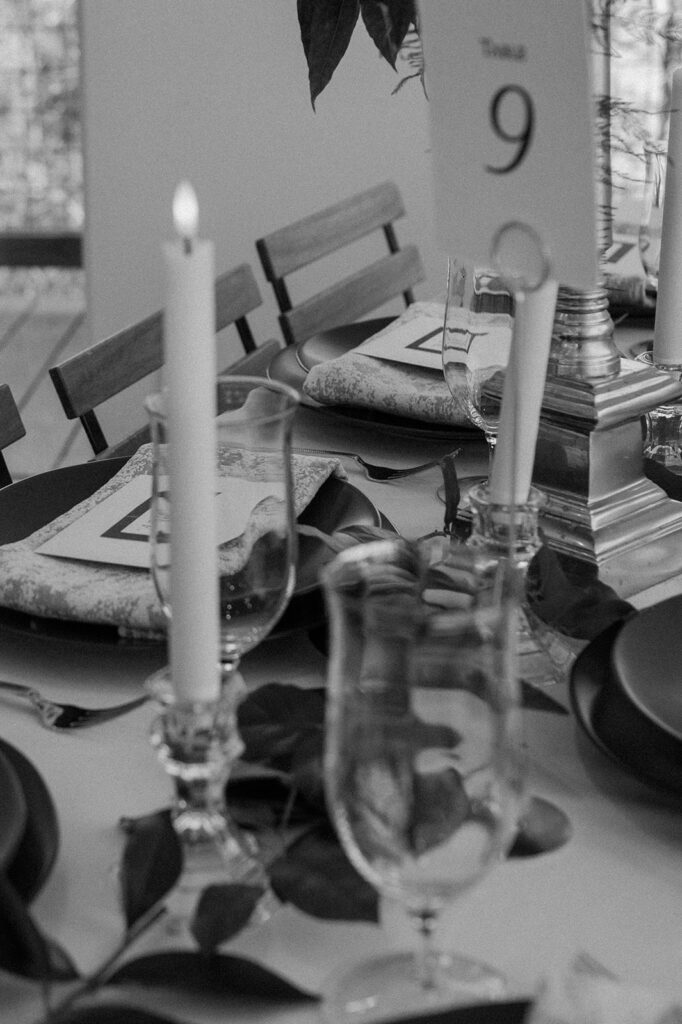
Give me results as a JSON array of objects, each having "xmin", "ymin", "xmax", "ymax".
[{"xmin": 2, "ymin": 396, "xmax": 681, "ymax": 1024}]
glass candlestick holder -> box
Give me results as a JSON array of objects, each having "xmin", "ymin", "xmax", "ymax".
[
  {"xmin": 636, "ymin": 351, "xmax": 682, "ymax": 474},
  {"xmin": 466, "ymin": 483, "xmax": 578, "ymax": 685},
  {"xmin": 146, "ymin": 669, "xmax": 271, "ymax": 933}
]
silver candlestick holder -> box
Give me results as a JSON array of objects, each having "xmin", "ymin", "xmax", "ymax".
[{"xmin": 532, "ymin": 284, "xmax": 682, "ymax": 597}]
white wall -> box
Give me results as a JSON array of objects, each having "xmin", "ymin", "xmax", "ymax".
[{"xmin": 80, "ymin": 1, "xmax": 444, "ymax": 440}]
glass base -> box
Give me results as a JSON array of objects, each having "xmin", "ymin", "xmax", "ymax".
[
  {"xmin": 161, "ymin": 831, "xmax": 277, "ymax": 941},
  {"xmin": 322, "ymin": 950, "xmax": 506, "ymax": 1024}
]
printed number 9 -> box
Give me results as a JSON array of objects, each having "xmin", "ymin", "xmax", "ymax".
[{"xmin": 486, "ymin": 85, "xmax": 534, "ymax": 175}]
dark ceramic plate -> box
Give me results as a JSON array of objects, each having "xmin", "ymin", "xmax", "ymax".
[
  {"xmin": 0, "ymin": 745, "xmax": 27, "ymax": 873},
  {"xmin": 569, "ymin": 621, "xmax": 682, "ymax": 798},
  {"xmin": 0, "ymin": 459, "xmax": 383, "ymax": 646},
  {"xmin": 0, "ymin": 738, "xmax": 59, "ymax": 901},
  {"xmin": 267, "ymin": 322, "xmax": 478, "ymax": 443}
]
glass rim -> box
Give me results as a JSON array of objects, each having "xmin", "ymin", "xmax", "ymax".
[{"xmin": 145, "ymin": 375, "xmax": 300, "ymax": 425}]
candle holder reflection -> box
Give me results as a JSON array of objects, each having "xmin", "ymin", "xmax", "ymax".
[{"xmin": 636, "ymin": 351, "xmax": 682, "ymax": 475}]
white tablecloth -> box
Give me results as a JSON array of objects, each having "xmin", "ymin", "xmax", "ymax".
[{"xmin": 2, "ymin": 386, "xmax": 682, "ymax": 1024}]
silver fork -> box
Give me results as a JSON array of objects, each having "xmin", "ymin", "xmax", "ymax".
[
  {"xmin": 293, "ymin": 446, "xmax": 450, "ymax": 481},
  {"xmin": 0, "ymin": 680, "xmax": 148, "ymax": 730}
]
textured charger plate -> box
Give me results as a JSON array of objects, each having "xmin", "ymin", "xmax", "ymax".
[
  {"xmin": 267, "ymin": 322, "xmax": 478, "ymax": 443},
  {"xmin": 0, "ymin": 459, "xmax": 383, "ymax": 646}
]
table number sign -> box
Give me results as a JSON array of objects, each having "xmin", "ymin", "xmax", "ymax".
[{"xmin": 420, "ymin": 0, "xmax": 599, "ymax": 290}]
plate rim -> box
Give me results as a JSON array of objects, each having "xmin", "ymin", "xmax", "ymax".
[
  {"xmin": 0, "ymin": 460, "xmax": 383, "ymax": 647},
  {"xmin": 267, "ymin": 335, "xmax": 478, "ymax": 443},
  {"xmin": 0, "ymin": 737, "xmax": 59, "ymax": 902},
  {"xmin": 569, "ymin": 622, "xmax": 682, "ymax": 797}
]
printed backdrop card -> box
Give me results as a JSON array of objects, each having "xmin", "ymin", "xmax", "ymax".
[{"xmin": 421, "ymin": 0, "xmax": 598, "ymax": 290}]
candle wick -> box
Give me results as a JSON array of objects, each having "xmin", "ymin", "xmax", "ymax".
[{"xmin": 183, "ymin": 236, "xmax": 193, "ymax": 256}]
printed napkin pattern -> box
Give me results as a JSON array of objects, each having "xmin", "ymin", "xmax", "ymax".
[
  {"xmin": 0, "ymin": 444, "xmax": 343, "ymax": 636},
  {"xmin": 302, "ymin": 302, "xmax": 472, "ymax": 425}
]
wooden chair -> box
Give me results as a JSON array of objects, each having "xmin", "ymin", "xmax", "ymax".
[
  {"xmin": 49, "ymin": 263, "xmax": 271, "ymax": 460},
  {"xmin": 255, "ymin": 180, "xmax": 425, "ymax": 347},
  {"xmin": 0, "ymin": 384, "xmax": 26, "ymax": 487}
]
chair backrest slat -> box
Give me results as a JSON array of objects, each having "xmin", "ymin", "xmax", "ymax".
[
  {"xmin": 257, "ymin": 181, "xmax": 406, "ymax": 283},
  {"xmin": 49, "ymin": 263, "xmax": 265, "ymax": 456},
  {"xmin": 281, "ymin": 247, "xmax": 423, "ymax": 348},
  {"xmin": 256, "ymin": 181, "xmax": 424, "ymax": 347},
  {"xmin": 95, "ymin": 339, "xmax": 282, "ymax": 462},
  {"xmin": 0, "ymin": 383, "xmax": 26, "ymax": 486}
]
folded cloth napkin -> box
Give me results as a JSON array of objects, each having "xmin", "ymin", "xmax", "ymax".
[
  {"xmin": 603, "ymin": 271, "xmax": 656, "ymax": 319},
  {"xmin": 302, "ymin": 302, "xmax": 475, "ymax": 426},
  {"xmin": 0, "ymin": 444, "xmax": 344, "ymax": 636}
]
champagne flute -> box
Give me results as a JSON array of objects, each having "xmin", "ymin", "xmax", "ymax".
[
  {"xmin": 321, "ymin": 538, "xmax": 524, "ymax": 1024},
  {"xmin": 441, "ymin": 259, "xmax": 514, "ymax": 513},
  {"xmin": 639, "ymin": 144, "xmax": 666, "ymax": 298},
  {"xmin": 144, "ymin": 375, "xmax": 299, "ymax": 888}
]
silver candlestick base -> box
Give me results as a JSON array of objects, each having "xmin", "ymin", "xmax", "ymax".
[{"xmin": 532, "ymin": 285, "xmax": 682, "ymax": 598}]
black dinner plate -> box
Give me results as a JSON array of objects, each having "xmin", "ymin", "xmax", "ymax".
[
  {"xmin": 0, "ymin": 737, "xmax": 59, "ymax": 901},
  {"xmin": 569, "ymin": 621, "xmax": 682, "ymax": 799},
  {"xmin": 267, "ymin": 322, "xmax": 478, "ymax": 443},
  {"xmin": 0, "ymin": 459, "xmax": 384, "ymax": 646},
  {"xmin": 376, "ymin": 999, "xmax": 531, "ymax": 1024},
  {"xmin": 0, "ymin": 745, "xmax": 27, "ymax": 874}
]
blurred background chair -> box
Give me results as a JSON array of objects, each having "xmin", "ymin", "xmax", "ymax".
[
  {"xmin": 48, "ymin": 263, "xmax": 277, "ymax": 461},
  {"xmin": 256, "ymin": 180, "xmax": 425, "ymax": 348},
  {"xmin": 0, "ymin": 384, "xmax": 27, "ymax": 486}
]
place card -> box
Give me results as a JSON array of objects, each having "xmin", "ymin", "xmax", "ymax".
[
  {"xmin": 421, "ymin": 0, "xmax": 599, "ymax": 289},
  {"xmin": 360, "ymin": 308, "xmax": 512, "ymax": 372},
  {"xmin": 37, "ymin": 475, "xmax": 277, "ymax": 570}
]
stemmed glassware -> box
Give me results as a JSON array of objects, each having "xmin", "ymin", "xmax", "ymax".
[
  {"xmin": 321, "ymin": 537, "xmax": 524, "ymax": 1023},
  {"xmin": 441, "ymin": 258, "xmax": 514, "ymax": 512},
  {"xmin": 144, "ymin": 375, "xmax": 299, "ymax": 891},
  {"xmin": 638, "ymin": 144, "xmax": 666, "ymax": 298}
]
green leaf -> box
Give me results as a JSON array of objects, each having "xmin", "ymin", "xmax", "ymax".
[
  {"xmin": 297, "ymin": 0, "xmax": 361, "ymax": 107},
  {"xmin": 290, "ymin": 732, "xmax": 327, "ymax": 814},
  {"xmin": 269, "ymin": 824, "xmax": 378, "ymax": 922},
  {"xmin": 226, "ymin": 773, "xmax": 324, "ymax": 832},
  {"xmin": 191, "ymin": 883, "xmax": 264, "ymax": 952},
  {"xmin": 0, "ymin": 872, "xmax": 78, "ymax": 980},
  {"xmin": 237, "ymin": 683, "xmax": 325, "ymax": 771},
  {"xmin": 119, "ymin": 808, "xmax": 183, "ymax": 931},
  {"xmin": 360, "ymin": 0, "xmax": 415, "ymax": 67},
  {"xmin": 45, "ymin": 1005, "xmax": 181, "ymax": 1024},
  {"xmin": 108, "ymin": 951, "xmax": 319, "ymax": 1001}
]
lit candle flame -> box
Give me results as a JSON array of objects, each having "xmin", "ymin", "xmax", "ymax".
[{"xmin": 173, "ymin": 181, "xmax": 199, "ymax": 246}]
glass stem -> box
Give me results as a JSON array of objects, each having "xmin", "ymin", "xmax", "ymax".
[
  {"xmin": 485, "ymin": 432, "xmax": 497, "ymax": 477},
  {"xmin": 413, "ymin": 909, "xmax": 440, "ymax": 992}
]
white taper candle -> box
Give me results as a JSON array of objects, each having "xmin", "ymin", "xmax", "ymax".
[
  {"xmin": 162, "ymin": 181, "xmax": 220, "ymax": 702},
  {"xmin": 489, "ymin": 278, "xmax": 558, "ymax": 505}
]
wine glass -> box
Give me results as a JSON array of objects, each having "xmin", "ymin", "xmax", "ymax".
[
  {"xmin": 320, "ymin": 538, "xmax": 524, "ymax": 1024},
  {"xmin": 146, "ymin": 375, "xmax": 299, "ymax": 685},
  {"xmin": 144, "ymin": 375, "xmax": 299, "ymax": 890},
  {"xmin": 441, "ymin": 259, "xmax": 514, "ymax": 512},
  {"xmin": 639, "ymin": 144, "xmax": 666, "ymax": 298}
]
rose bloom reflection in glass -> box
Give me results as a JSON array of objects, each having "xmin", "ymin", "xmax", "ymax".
[{"xmin": 321, "ymin": 538, "xmax": 525, "ymax": 1024}]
